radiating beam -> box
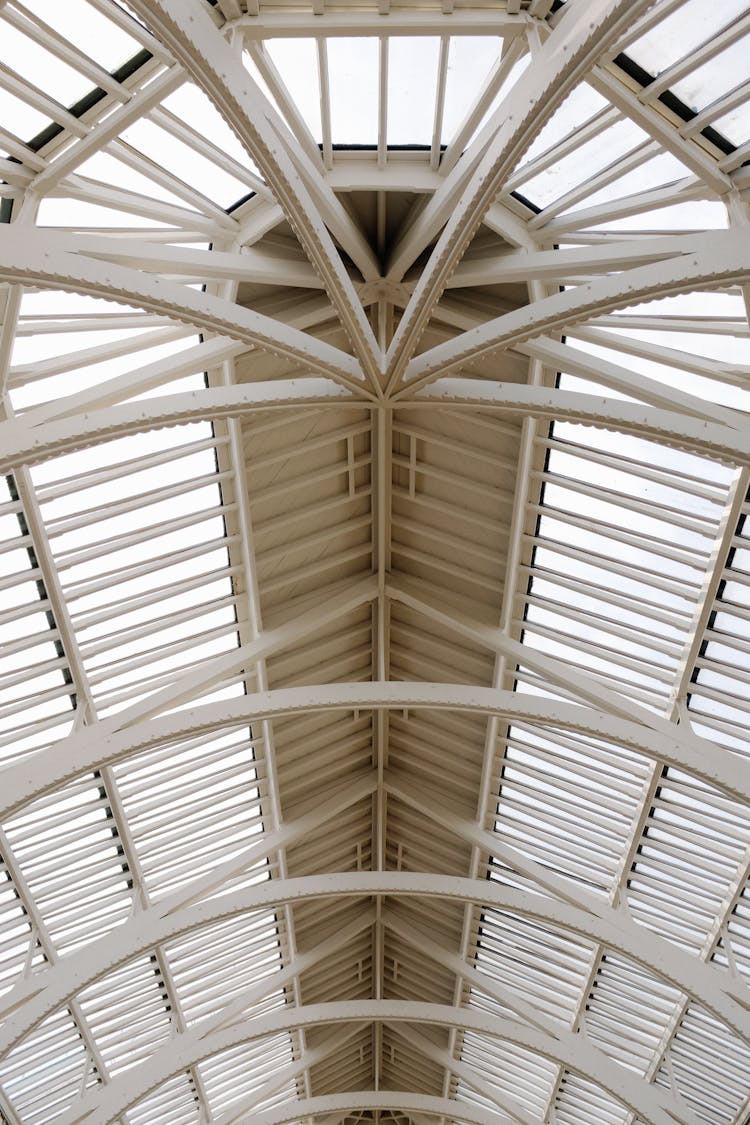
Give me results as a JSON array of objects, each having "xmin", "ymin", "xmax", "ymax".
[
  {"xmin": 126, "ymin": 0, "xmax": 382, "ymax": 390},
  {"xmin": 384, "ymin": 575, "xmax": 716, "ymax": 757},
  {"xmin": 0, "ymin": 227, "xmax": 364, "ymax": 390},
  {"xmin": 43, "ymin": 232, "xmax": 324, "ymax": 288},
  {"xmin": 54, "ymin": 998, "xmax": 700, "ymax": 1125},
  {"xmin": 446, "ymin": 235, "xmax": 707, "ymax": 288},
  {"xmin": 401, "ymin": 228, "xmax": 750, "ymax": 391},
  {"xmin": 516, "ymin": 335, "xmax": 741, "ymax": 426},
  {"xmin": 409, "ymin": 379, "xmax": 750, "ymax": 465},
  {"xmin": 384, "ymin": 0, "xmax": 654, "ymax": 387}
]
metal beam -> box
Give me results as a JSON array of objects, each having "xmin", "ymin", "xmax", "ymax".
[
  {"xmin": 0, "ymin": 381, "xmax": 364, "ymax": 472},
  {"xmin": 3, "ymin": 869, "xmax": 748, "ymax": 1068},
  {"xmin": 446, "ymin": 235, "xmax": 710, "ymax": 288},
  {"xmin": 53, "ymin": 998, "xmax": 698, "ymax": 1125},
  {"xmin": 0, "ymin": 776, "xmax": 379, "ymax": 1060},
  {"xmin": 384, "ymin": 0, "xmax": 654, "ymax": 387},
  {"xmin": 126, "ymin": 0, "xmax": 383, "ymax": 391},
  {"xmin": 0, "ymin": 227, "xmax": 365, "ymax": 391},
  {"xmin": 3, "ymin": 681, "xmax": 749, "ymax": 823},
  {"xmin": 401, "ymin": 229, "xmax": 750, "ymax": 391},
  {"xmin": 236, "ymin": 11, "xmax": 530, "ymax": 37},
  {"xmin": 387, "ymin": 1023, "xmax": 527, "ymax": 1125},
  {"xmin": 3, "ymin": 382, "xmax": 750, "ymax": 482},
  {"xmin": 211, "ymin": 1025, "xmax": 369, "ymax": 1125},
  {"xmin": 409, "ymin": 380, "xmax": 750, "ymax": 465}
]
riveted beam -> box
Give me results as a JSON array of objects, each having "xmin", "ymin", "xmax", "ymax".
[
  {"xmin": 125, "ymin": 0, "xmax": 383, "ymax": 392},
  {"xmin": 400, "ymin": 229, "xmax": 750, "ymax": 392},
  {"xmin": 409, "ymin": 380, "xmax": 750, "ymax": 465},
  {"xmin": 2, "ymin": 874, "xmax": 749, "ymax": 1071},
  {"xmin": 54, "ymin": 997, "xmax": 697, "ymax": 1125},
  {"xmin": 384, "ymin": 0, "xmax": 655, "ymax": 388},
  {"xmin": 3, "ymin": 384, "xmax": 750, "ymax": 480},
  {"xmin": 3, "ymin": 682, "xmax": 749, "ymax": 824},
  {"xmin": 0, "ymin": 228, "xmax": 365, "ymax": 391}
]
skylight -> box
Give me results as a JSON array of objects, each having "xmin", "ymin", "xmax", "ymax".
[{"xmin": 1, "ymin": 1, "xmax": 750, "ymax": 1123}]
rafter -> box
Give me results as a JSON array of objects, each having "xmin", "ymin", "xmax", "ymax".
[
  {"xmin": 125, "ymin": 0, "xmax": 382, "ymax": 391},
  {"xmin": 384, "ymin": 0, "xmax": 655, "ymax": 389},
  {"xmin": 0, "ymin": 774, "xmax": 379, "ymax": 1061},
  {"xmin": 401, "ymin": 228, "xmax": 750, "ymax": 391},
  {"xmin": 53, "ymin": 998, "xmax": 703, "ymax": 1125}
]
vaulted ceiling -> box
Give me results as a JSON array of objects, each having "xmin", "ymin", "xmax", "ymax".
[{"xmin": 1, "ymin": 2, "xmax": 750, "ymax": 1124}]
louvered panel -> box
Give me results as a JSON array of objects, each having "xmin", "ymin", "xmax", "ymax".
[
  {"xmin": 127, "ymin": 1073, "xmax": 201, "ymax": 1125},
  {"xmin": 4, "ymin": 780, "xmax": 132, "ymax": 954},
  {"xmin": 77, "ymin": 955, "xmax": 172, "ymax": 1076},
  {"xmin": 164, "ymin": 910, "xmax": 286, "ymax": 1026},
  {"xmin": 455, "ymin": 1034, "xmax": 557, "ymax": 1119},
  {"xmin": 0, "ymin": 1008, "xmax": 96, "ymax": 1125}
]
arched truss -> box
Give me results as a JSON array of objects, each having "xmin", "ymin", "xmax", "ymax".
[
  {"xmin": 4, "ymin": 684, "xmax": 750, "ymax": 818},
  {"xmin": 55, "ymin": 1001, "xmax": 691, "ymax": 1125},
  {"xmin": 2, "ymin": 382, "xmax": 748, "ymax": 476},
  {"xmin": 119, "ymin": 0, "xmax": 383, "ymax": 389},
  {"xmin": 400, "ymin": 229, "xmax": 750, "ymax": 389},
  {"xmin": 3, "ymin": 1, "xmax": 750, "ymax": 1123},
  {"xmin": 0, "ymin": 227, "xmax": 366, "ymax": 392},
  {"xmin": 2, "ymin": 871, "xmax": 748, "ymax": 1063}
]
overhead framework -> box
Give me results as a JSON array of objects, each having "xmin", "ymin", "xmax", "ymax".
[{"xmin": 1, "ymin": 1, "xmax": 750, "ymax": 1123}]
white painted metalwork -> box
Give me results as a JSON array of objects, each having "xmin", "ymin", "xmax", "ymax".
[{"xmin": 1, "ymin": 2, "xmax": 750, "ymax": 1123}]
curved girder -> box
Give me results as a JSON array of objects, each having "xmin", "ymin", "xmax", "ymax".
[
  {"xmin": 0, "ymin": 380, "xmax": 361, "ymax": 474},
  {"xmin": 125, "ymin": 0, "xmax": 382, "ymax": 390},
  {"xmin": 401, "ymin": 229, "xmax": 750, "ymax": 392},
  {"xmin": 222, "ymin": 1094, "xmax": 508, "ymax": 1125},
  {"xmin": 385, "ymin": 0, "xmax": 652, "ymax": 385},
  {"xmin": 55, "ymin": 999, "xmax": 694, "ymax": 1125},
  {"xmin": 0, "ymin": 226, "xmax": 367, "ymax": 393},
  {"xmin": 3, "ymin": 684, "xmax": 748, "ymax": 821},
  {"xmin": 2, "ymin": 872, "xmax": 748, "ymax": 1065},
  {"xmin": 412, "ymin": 379, "xmax": 750, "ymax": 463},
  {"xmin": 2, "ymin": 385, "xmax": 749, "ymax": 478}
]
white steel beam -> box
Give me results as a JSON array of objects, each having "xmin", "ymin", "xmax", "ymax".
[
  {"xmin": 38, "ymin": 232, "xmax": 325, "ymax": 288},
  {"xmin": 52, "ymin": 998, "xmax": 701, "ymax": 1125},
  {"xmin": 446, "ymin": 235, "xmax": 709, "ymax": 288},
  {"xmin": 211, "ymin": 1025, "xmax": 368, "ymax": 1125},
  {"xmin": 0, "ymin": 228, "xmax": 365, "ymax": 391},
  {"xmin": 237, "ymin": 11, "xmax": 530, "ymax": 37},
  {"xmin": 384, "ymin": 0, "xmax": 654, "ymax": 388},
  {"xmin": 0, "ymin": 776, "xmax": 379, "ymax": 1061},
  {"xmin": 3, "ymin": 682, "xmax": 749, "ymax": 840},
  {"xmin": 3, "ymin": 383, "xmax": 750, "ymax": 481},
  {"xmin": 400, "ymin": 229, "xmax": 750, "ymax": 391},
  {"xmin": 590, "ymin": 67, "xmax": 731, "ymax": 197},
  {"xmin": 384, "ymin": 576, "xmax": 708, "ymax": 775},
  {"xmin": 125, "ymin": 0, "xmax": 382, "ymax": 391},
  {"xmin": 385, "ymin": 1024, "xmax": 529, "ymax": 1125},
  {"xmin": 411, "ymin": 379, "xmax": 750, "ymax": 464},
  {"xmin": 516, "ymin": 335, "xmax": 740, "ymax": 426},
  {"xmin": 0, "ymin": 381, "xmax": 364, "ymax": 472}
]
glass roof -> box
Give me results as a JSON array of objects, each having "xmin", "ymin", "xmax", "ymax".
[{"xmin": 1, "ymin": 2, "xmax": 750, "ymax": 1124}]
